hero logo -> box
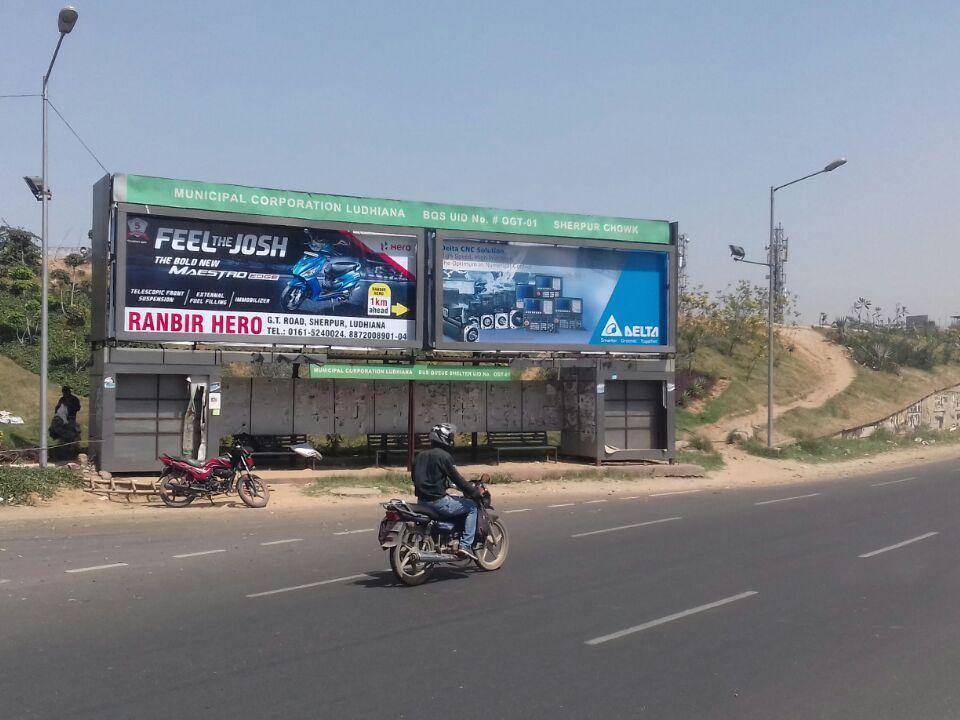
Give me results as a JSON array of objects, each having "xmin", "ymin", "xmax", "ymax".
[{"xmin": 601, "ymin": 315, "xmax": 659, "ymax": 339}]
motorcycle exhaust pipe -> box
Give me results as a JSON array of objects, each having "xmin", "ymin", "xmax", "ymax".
[{"xmin": 410, "ymin": 551, "xmax": 458, "ymax": 563}]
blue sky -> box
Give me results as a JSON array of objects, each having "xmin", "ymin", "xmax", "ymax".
[{"xmin": 2, "ymin": 1, "xmax": 958, "ymax": 323}]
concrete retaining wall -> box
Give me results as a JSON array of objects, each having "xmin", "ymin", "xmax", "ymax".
[{"xmin": 838, "ymin": 383, "xmax": 960, "ymax": 439}]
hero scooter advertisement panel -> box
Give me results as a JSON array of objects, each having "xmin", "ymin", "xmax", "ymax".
[
  {"xmin": 438, "ymin": 237, "xmax": 669, "ymax": 351},
  {"xmin": 118, "ymin": 213, "xmax": 419, "ymax": 346}
]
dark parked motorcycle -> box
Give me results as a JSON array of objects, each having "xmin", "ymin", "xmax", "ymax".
[
  {"xmin": 378, "ymin": 474, "xmax": 509, "ymax": 585},
  {"xmin": 157, "ymin": 436, "xmax": 269, "ymax": 508}
]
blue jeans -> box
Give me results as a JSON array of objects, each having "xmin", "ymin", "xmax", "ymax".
[{"xmin": 427, "ymin": 495, "xmax": 478, "ymax": 549}]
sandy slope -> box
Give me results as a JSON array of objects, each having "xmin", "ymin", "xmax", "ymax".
[{"xmin": 702, "ymin": 326, "xmax": 856, "ymax": 443}]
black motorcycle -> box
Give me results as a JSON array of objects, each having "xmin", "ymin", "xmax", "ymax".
[{"xmin": 378, "ymin": 474, "xmax": 509, "ymax": 586}]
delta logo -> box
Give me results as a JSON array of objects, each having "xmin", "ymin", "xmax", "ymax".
[{"xmin": 600, "ymin": 315, "xmax": 659, "ymax": 340}]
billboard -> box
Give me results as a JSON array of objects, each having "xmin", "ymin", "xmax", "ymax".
[
  {"xmin": 436, "ymin": 234, "xmax": 671, "ymax": 352},
  {"xmin": 116, "ymin": 212, "xmax": 421, "ymax": 347}
]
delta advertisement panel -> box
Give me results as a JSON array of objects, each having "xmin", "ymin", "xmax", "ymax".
[
  {"xmin": 119, "ymin": 214, "xmax": 418, "ymax": 345},
  {"xmin": 440, "ymin": 239, "xmax": 668, "ymax": 350}
]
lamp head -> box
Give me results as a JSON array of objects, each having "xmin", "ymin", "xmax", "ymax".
[
  {"xmin": 58, "ymin": 6, "xmax": 78, "ymax": 34},
  {"xmin": 824, "ymin": 157, "xmax": 847, "ymax": 172},
  {"xmin": 729, "ymin": 244, "xmax": 746, "ymax": 260}
]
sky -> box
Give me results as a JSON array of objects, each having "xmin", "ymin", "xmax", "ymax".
[{"xmin": 1, "ymin": 0, "xmax": 958, "ymax": 324}]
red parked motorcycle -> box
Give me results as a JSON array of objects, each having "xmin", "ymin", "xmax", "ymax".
[{"xmin": 158, "ymin": 436, "xmax": 269, "ymax": 508}]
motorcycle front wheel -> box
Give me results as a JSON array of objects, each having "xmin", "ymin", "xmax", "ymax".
[
  {"xmin": 390, "ymin": 529, "xmax": 434, "ymax": 586},
  {"xmin": 158, "ymin": 470, "xmax": 195, "ymax": 508},
  {"xmin": 280, "ymin": 282, "xmax": 306, "ymax": 311},
  {"xmin": 238, "ymin": 474, "xmax": 270, "ymax": 508},
  {"xmin": 475, "ymin": 520, "xmax": 509, "ymax": 571}
]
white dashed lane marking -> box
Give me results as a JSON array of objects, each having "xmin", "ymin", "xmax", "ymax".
[
  {"xmin": 585, "ymin": 591, "xmax": 759, "ymax": 646},
  {"xmin": 247, "ymin": 574, "xmax": 369, "ymax": 598},
  {"xmin": 871, "ymin": 477, "xmax": 914, "ymax": 487},
  {"xmin": 332, "ymin": 529, "xmax": 374, "ymax": 536},
  {"xmin": 571, "ymin": 516, "xmax": 682, "ymax": 538},
  {"xmin": 64, "ymin": 563, "xmax": 128, "ymax": 574},
  {"xmin": 172, "ymin": 549, "xmax": 227, "ymax": 559},
  {"xmin": 260, "ymin": 539, "xmax": 303, "ymax": 546},
  {"xmin": 754, "ymin": 493, "xmax": 821, "ymax": 506},
  {"xmin": 859, "ymin": 532, "xmax": 938, "ymax": 559}
]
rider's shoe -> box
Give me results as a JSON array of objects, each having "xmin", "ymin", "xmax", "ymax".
[{"xmin": 456, "ymin": 546, "xmax": 478, "ymax": 561}]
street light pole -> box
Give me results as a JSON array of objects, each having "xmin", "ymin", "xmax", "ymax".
[
  {"xmin": 767, "ymin": 186, "xmax": 775, "ymax": 448},
  {"xmin": 763, "ymin": 157, "xmax": 847, "ymax": 448},
  {"xmin": 38, "ymin": 6, "xmax": 78, "ymax": 468}
]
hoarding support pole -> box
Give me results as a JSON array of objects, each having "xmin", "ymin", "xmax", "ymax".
[
  {"xmin": 406, "ymin": 379, "xmax": 415, "ymax": 472},
  {"xmin": 471, "ymin": 360, "xmax": 479, "ymax": 461}
]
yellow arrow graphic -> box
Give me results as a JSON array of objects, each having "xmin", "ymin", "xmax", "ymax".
[{"xmin": 391, "ymin": 303, "xmax": 409, "ymax": 317}]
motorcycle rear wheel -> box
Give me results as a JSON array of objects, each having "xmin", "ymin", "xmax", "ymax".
[
  {"xmin": 238, "ymin": 474, "xmax": 270, "ymax": 508},
  {"xmin": 158, "ymin": 470, "xmax": 195, "ymax": 508},
  {"xmin": 475, "ymin": 520, "xmax": 508, "ymax": 571},
  {"xmin": 390, "ymin": 530, "xmax": 434, "ymax": 586}
]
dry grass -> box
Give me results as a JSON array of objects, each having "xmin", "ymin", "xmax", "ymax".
[
  {"xmin": 0, "ymin": 354, "xmax": 88, "ymax": 448},
  {"xmin": 776, "ymin": 363, "xmax": 960, "ymax": 439}
]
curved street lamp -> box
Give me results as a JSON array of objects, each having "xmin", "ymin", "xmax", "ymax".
[
  {"xmin": 35, "ymin": 6, "xmax": 79, "ymax": 467},
  {"xmin": 762, "ymin": 157, "xmax": 848, "ymax": 447}
]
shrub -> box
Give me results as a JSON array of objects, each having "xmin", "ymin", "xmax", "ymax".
[
  {"xmin": 687, "ymin": 434, "xmax": 714, "ymax": 452},
  {"xmin": 795, "ymin": 432, "xmax": 826, "ymax": 453},
  {"xmin": 0, "ymin": 466, "xmax": 83, "ymax": 505}
]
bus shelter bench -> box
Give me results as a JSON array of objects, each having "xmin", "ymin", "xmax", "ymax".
[
  {"xmin": 367, "ymin": 433, "xmax": 431, "ymax": 466},
  {"xmin": 486, "ymin": 431, "xmax": 558, "ymax": 465},
  {"xmin": 248, "ymin": 434, "xmax": 320, "ymax": 469}
]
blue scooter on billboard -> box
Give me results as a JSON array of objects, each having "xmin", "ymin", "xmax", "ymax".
[{"xmin": 280, "ymin": 230, "xmax": 365, "ymax": 312}]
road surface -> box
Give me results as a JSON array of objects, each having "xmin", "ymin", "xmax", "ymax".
[{"xmin": 3, "ymin": 459, "xmax": 959, "ymax": 719}]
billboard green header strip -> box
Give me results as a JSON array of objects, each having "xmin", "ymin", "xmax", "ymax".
[
  {"xmin": 120, "ymin": 175, "xmax": 670, "ymax": 244},
  {"xmin": 308, "ymin": 363, "xmax": 512, "ymax": 381}
]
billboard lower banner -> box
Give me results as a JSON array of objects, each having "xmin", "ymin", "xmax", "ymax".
[
  {"xmin": 439, "ymin": 237, "xmax": 669, "ymax": 351},
  {"xmin": 118, "ymin": 214, "xmax": 420, "ymax": 346}
]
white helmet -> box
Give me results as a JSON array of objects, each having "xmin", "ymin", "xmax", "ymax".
[{"xmin": 428, "ymin": 423, "xmax": 456, "ymax": 448}]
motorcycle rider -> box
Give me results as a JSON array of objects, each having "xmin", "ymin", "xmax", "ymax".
[{"xmin": 412, "ymin": 423, "xmax": 482, "ymax": 561}]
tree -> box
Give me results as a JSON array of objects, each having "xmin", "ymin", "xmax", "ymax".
[
  {"xmin": 6, "ymin": 265, "xmax": 40, "ymax": 297},
  {"xmin": 63, "ymin": 252, "xmax": 89, "ymax": 305},
  {"xmin": 677, "ymin": 287, "xmax": 718, "ymax": 372},
  {"xmin": 0, "ymin": 226, "xmax": 41, "ymax": 268}
]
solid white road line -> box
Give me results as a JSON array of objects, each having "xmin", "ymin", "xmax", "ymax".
[
  {"xmin": 332, "ymin": 528, "xmax": 374, "ymax": 536},
  {"xmin": 172, "ymin": 549, "xmax": 227, "ymax": 559},
  {"xmin": 649, "ymin": 489, "xmax": 702, "ymax": 497},
  {"xmin": 859, "ymin": 532, "xmax": 939, "ymax": 558},
  {"xmin": 754, "ymin": 493, "xmax": 821, "ymax": 506},
  {"xmin": 584, "ymin": 499, "xmax": 608, "ymax": 504},
  {"xmin": 585, "ymin": 591, "xmax": 759, "ymax": 646},
  {"xmin": 548, "ymin": 503, "xmax": 576, "ymax": 508},
  {"xmin": 571, "ymin": 516, "xmax": 682, "ymax": 538},
  {"xmin": 260, "ymin": 538, "xmax": 303, "ymax": 546},
  {"xmin": 871, "ymin": 477, "xmax": 914, "ymax": 487},
  {"xmin": 64, "ymin": 562, "xmax": 128, "ymax": 574},
  {"xmin": 504, "ymin": 508, "xmax": 532, "ymax": 514},
  {"xmin": 247, "ymin": 573, "xmax": 369, "ymax": 598}
]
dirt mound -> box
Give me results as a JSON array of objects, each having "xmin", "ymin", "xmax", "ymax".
[{"xmin": 701, "ymin": 326, "xmax": 856, "ymax": 443}]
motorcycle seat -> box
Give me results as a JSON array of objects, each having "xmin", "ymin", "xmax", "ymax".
[
  {"xmin": 164, "ymin": 455, "xmax": 208, "ymax": 468},
  {"xmin": 409, "ymin": 503, "xmax": 441, "ymax": 519}
]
